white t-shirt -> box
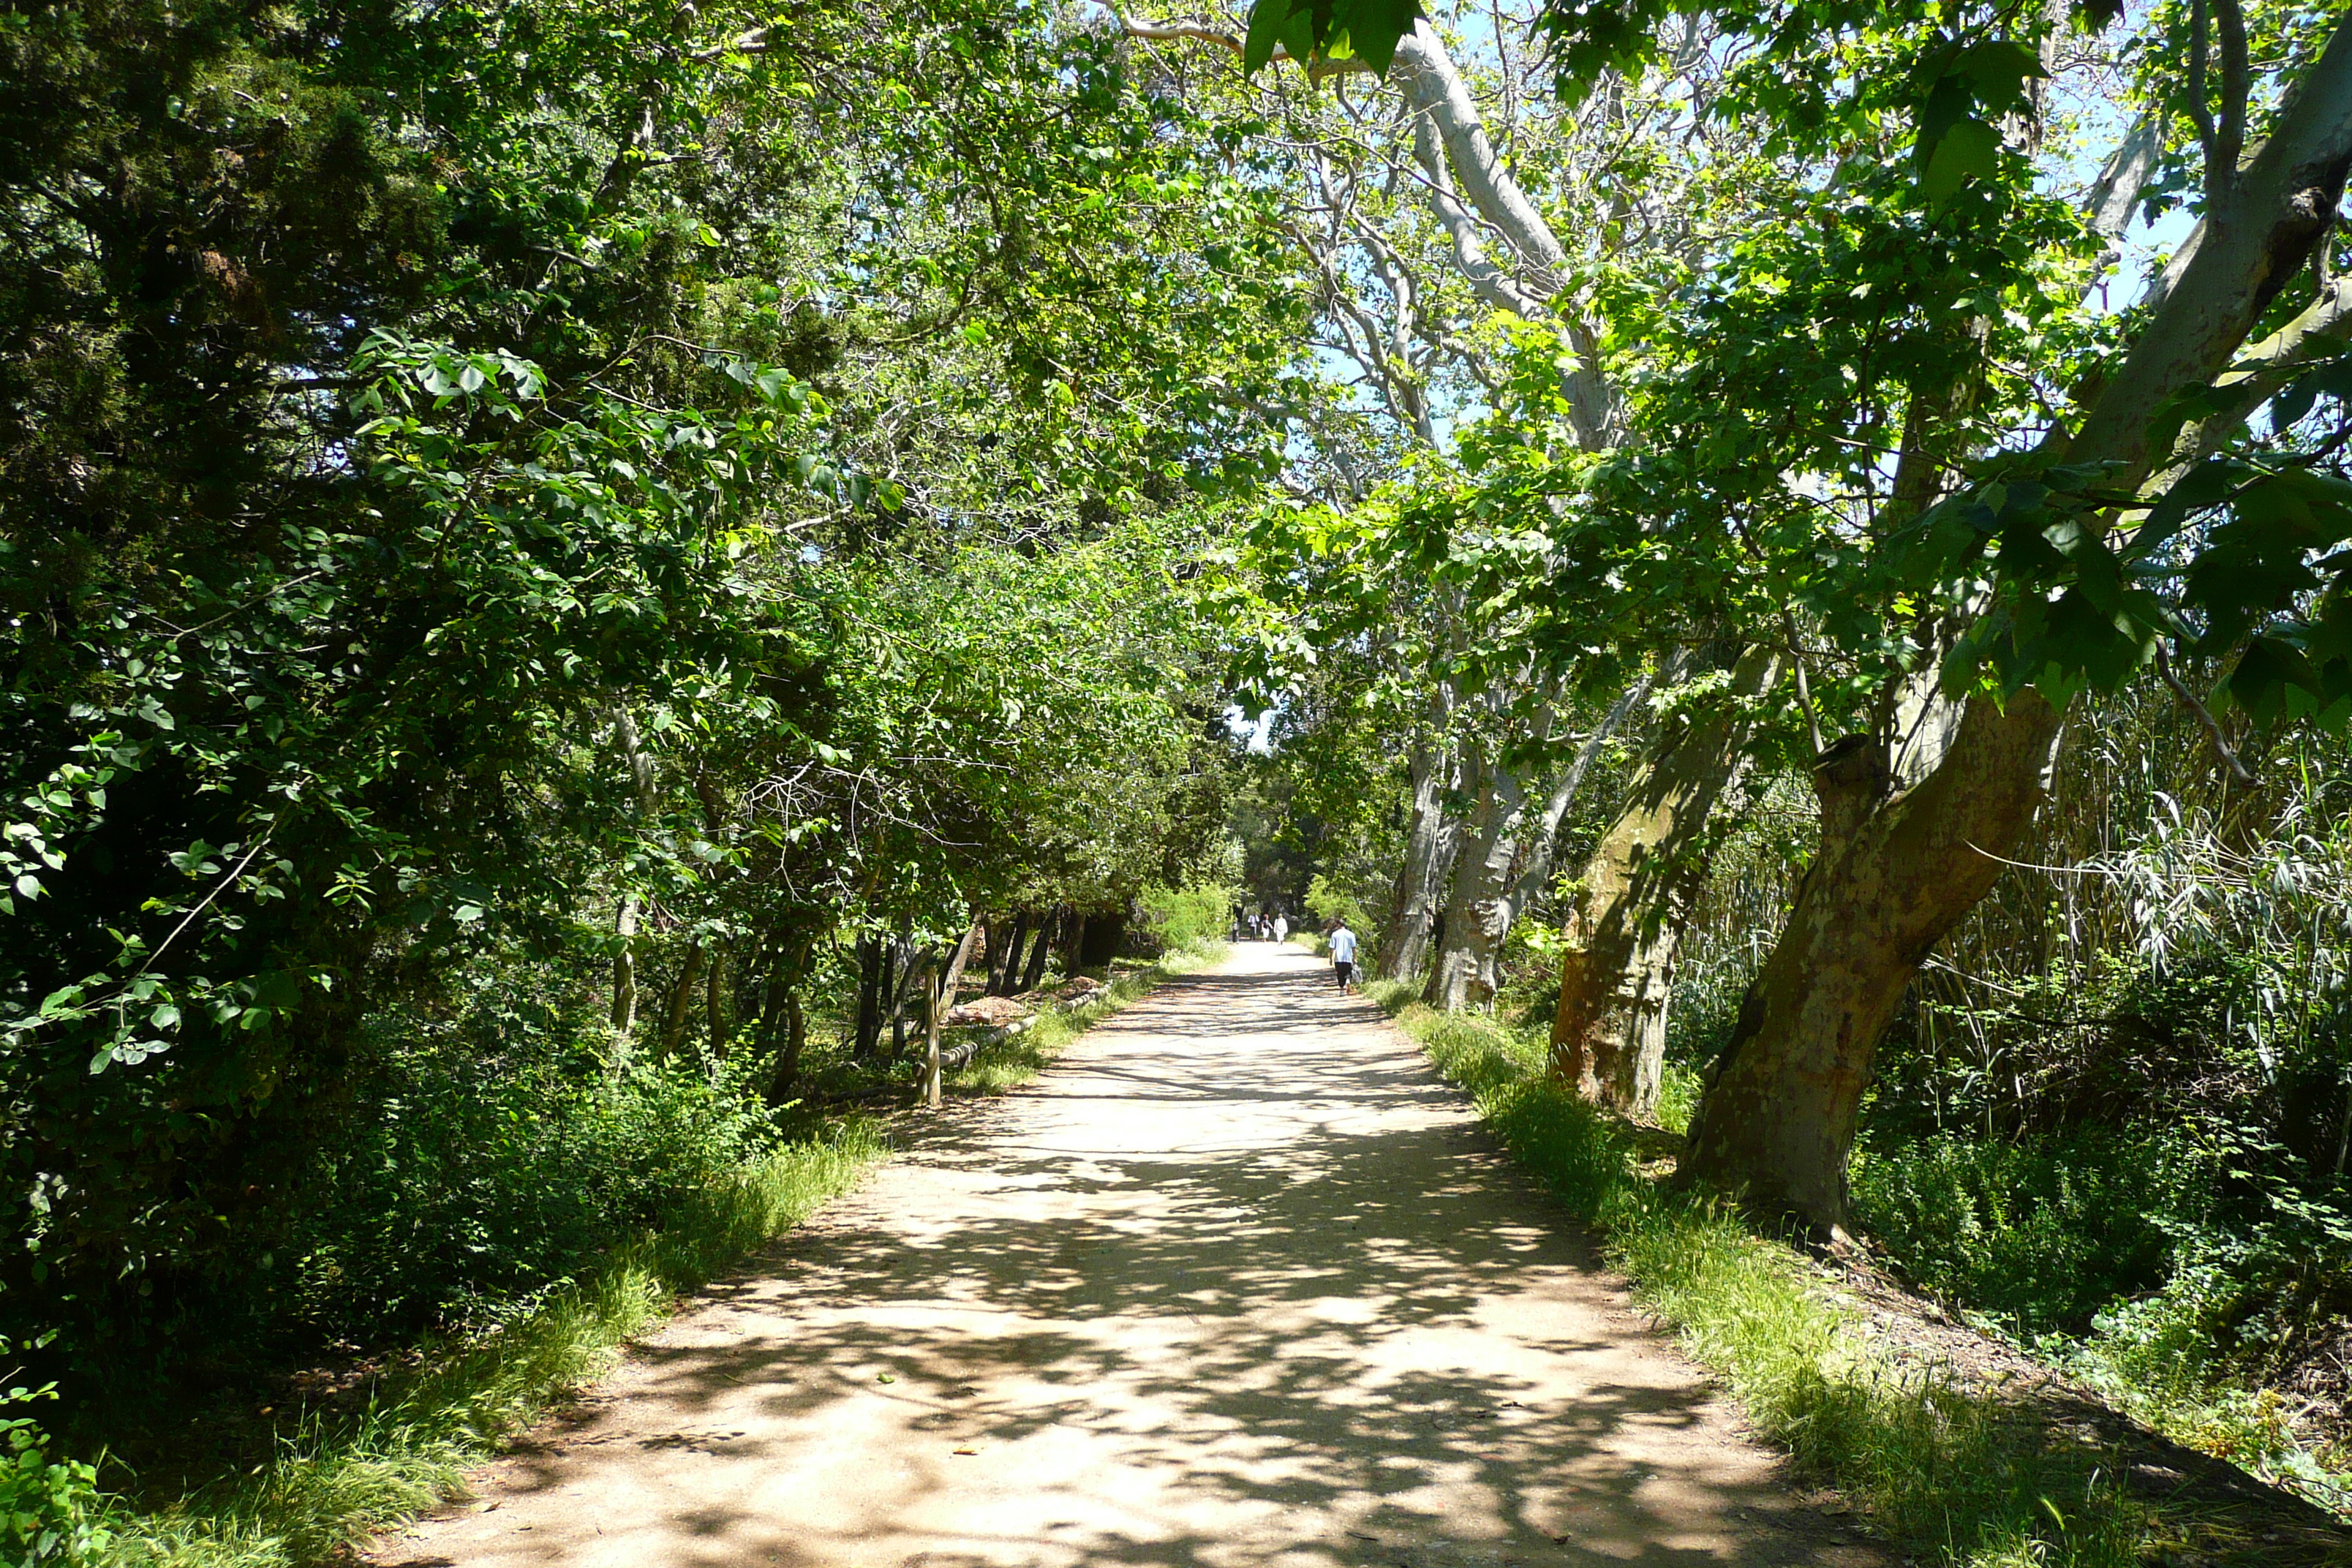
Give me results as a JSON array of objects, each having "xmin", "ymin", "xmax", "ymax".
[{"xmin": 1330, "ymin": 927, "xmax": 1358, "ymax": 963}]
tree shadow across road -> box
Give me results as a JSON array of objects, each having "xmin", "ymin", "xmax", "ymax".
[{"xmin": 407, "ymin": 956, "xmax": 1885, "ymax": 1568}]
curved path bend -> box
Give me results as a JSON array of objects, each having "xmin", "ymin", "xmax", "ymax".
[{"xmin": 380, "ymin": 943, "xmax": 1888, "ymax": 1568}]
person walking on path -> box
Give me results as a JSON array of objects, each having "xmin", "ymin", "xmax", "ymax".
[
  {"xmin": 1328, "ymin": 919, "xmax": 1359, "ymax": 992},
  {"xmin": 1272, "ymin": 911, "xmax": 1289, "ymax": 943}
]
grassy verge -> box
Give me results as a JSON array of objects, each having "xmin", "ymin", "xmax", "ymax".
[
  {"xmin": 1847, "ymin": 1131, "xmax": 2352, "ymax": 1519},
  {"xmin": 102, "ymin": 1125, "xmax": 882, "ymax": 1568},
  {"xmin": 98, "ymin": 942, "xmax": 1224, "ymax": 1567},
  {"xmin": 1364, "ymin": 981, "xmax": 2283, "ymax": 1568}
]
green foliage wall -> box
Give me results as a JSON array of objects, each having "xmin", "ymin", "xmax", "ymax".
[{"xmin": 0, "ymin": 0, "xmax": 1301, "ymax": 1382}]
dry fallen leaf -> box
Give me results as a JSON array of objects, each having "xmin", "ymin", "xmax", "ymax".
[{"xmin": 953, "ymin": 1447, "xmax": 978, "ymax": 1456}]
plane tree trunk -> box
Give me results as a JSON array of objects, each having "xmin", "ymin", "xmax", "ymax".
[
  {"xmin": 1552, "ymin": 650, "xmax": 1777, "ymax": 1117},
  {"xmin": 1019, "ymin": 908, "xmax": 1057, "ymax": 992},
  {"xmin": 853, "ymin": 933, "xmax": 885, "ymax": 1058},
  {"xmin": 1378, "ymin": 737, "xmax": 1458, "ymax": 979},
  {"xmin": 1684, "ymin": 25, "xmax": 2352, "ymax": 1226},
  {"xmin": 659, "ymin": 941, "xmax": 704, "ymax": 1058},
  {"xmin": 1423, "ymin": 739, "xmax": 1501, "ymax": 1009},
  {"xmin": 1426, "ymin": 682, "xmax": 1648, "ymax": 1012},
  {"xmin": 1683, "ymin": 696, "xmax": 2061, "ymax": 1224},
  {"xmin": 923, "ymin": 916, "xmax": 984, "ymax": 1110},
  {"xmin": 760, "ymin": 925, "xmax": 818, "ymax": 1102},
  {"xmin": 988, "ymin": 911, "xmax": 1030, "ymax": 995}
]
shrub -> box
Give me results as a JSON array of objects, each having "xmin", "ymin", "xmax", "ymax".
[
  {"xmin": 292, "ymin": 1003, "xmax": 783, "ymax": 1341},
  {"xmin": 0, "ymin": 1346, "xmax": 108, "ymax": 1567},
  {"xmin": 1303, "ymin": 873, "xmax": 1370, "ymax": 935},
  {"xmin": 1136, "ymin": 885, "xmax": 1232, "ymax": 953},
  {"xmin": 1850, "ymin": 1129, "xmax": 2188, "ymax": 1338}
]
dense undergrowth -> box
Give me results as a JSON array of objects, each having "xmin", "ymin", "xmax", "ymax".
[
  {"xmin": 1370, "ymin": 979, "xmax": 2340, "ymax": 1568},
  {"xmin": 1651, "ymin": 920, "xmax": 2352, "ymax": 1521},
  {"xmin": 9, "ymin": 942, "xmax": 1219, "ymax": 1568}
]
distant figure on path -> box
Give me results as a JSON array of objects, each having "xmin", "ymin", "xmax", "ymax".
[
  {"xmin": 1273, "ymin": 913, "xmax": 1289, "ymax": 943},
  {"xmin": 1328, "ymin": 920, "xmax": 1358, "ymax": 992}
]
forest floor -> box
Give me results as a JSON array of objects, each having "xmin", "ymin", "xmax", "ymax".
[{"xmin": 367, "ymin": 942, "xmax": 1888, "ymax": 1568}]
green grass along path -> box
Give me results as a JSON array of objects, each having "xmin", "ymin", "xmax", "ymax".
[{"xmin": 371, "ymin": 941, "xmax": 1881, "ymax": 1568}]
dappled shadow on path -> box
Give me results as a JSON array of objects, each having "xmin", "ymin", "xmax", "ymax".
[{"xmin": 384, "ymin": 951, "xmax": 1882, "ymax": 1568}]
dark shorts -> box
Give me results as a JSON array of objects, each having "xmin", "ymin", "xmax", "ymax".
[{"xmin": 1334, "ymin": 960, "xmax": 1355, "ymax": 987}]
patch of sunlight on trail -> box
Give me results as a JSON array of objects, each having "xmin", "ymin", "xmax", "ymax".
[{"xmin": 105, "ymin": 943, "xmax": 1226, "ymax": 1568}]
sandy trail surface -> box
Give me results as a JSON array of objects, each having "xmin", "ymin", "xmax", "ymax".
[{"xmin": 380, "ymin": 943, "xmax": 1888, "ymax": 1568}]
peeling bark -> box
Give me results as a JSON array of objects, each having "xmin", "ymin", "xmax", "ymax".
[
  {"xmin": 1425, "ymin": 682, "xmax": 1644, "ymax": 1011},
  {"xmin": 1387, "ymin": 23, "xmax": 1613, "ymax": 445},
  {"xmin": 1682, "ymin": 695, "xmax": 2063, "ymax": 1224},
  {"xmin": 1550, "ymin": 649, "xmax": 1778, "ymax": 1118},
  {"xmin": 1379, "ymin": 739, "xmax": 1458, "ymax": 979},
  {"xmin": 1423, "ymin": 737, "xmax": 1505, "ymax": 1010}
]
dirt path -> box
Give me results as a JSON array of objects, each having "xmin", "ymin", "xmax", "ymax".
[{"xmin": 380, "ymin": 944, "xmax": 1888, "ymax": 1568}]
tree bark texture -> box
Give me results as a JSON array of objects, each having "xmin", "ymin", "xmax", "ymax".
[
  {"xmin": 1424, "ymin": 738, "xmax": 1501, "ymax": 1009},
  {"xmin": 607, "ymin": 708, "xmax": 660, "ymax": 1036},
  {"xmin": 660, "ymin": 941, "xmax": 704, "ymax": 1058},
  {"xmin": 610, "ymin": 897, "xmax": 641, "ymax": 1033},
  {"xmin": 1681, "ymin": 19, "xmax": 2352, "ymax": 1226},
  {"xmin": 1551, "ymin": 651, "xmax": 1778, "ymax": 1118},
  {"xmin": 853, "ymin": 934, "xmax": 884, "ymax": 1058},
  {"xmin": 924, "ymin": 916, "xmax": 984, "ymax": 1110},
  {"xmin": 987, "ymin": 911, "xmax": 1028, "ymax": 995},
  {"xmin": 1682, "ymin": 694, "xmax": 2062, "ymax": 1224},
  {"xmin": 1385, "ymin": 23, "xmax": 1613, "ymax": 444},
  {"xmin": 705, "ymin": 941, "xmax": 730, "ymax": 1057},
  {"xmin": 1019, "ymin": 908, "xmax": 1057, "ymax": 992},
  {"xmin": 888, "ymin": 930, "xmax": 930, "ymax": 1057},
  {"xmin": 1426, "ymin": 682, "xmax": 1647, "ymax": 1012},
  {"xmin": 1377, "ymin": 738, "xmax": 1458, "ymax": 980},
  {"xmin": 761, "ymin": 928, "xmax": 815, "ymax": 1103}
]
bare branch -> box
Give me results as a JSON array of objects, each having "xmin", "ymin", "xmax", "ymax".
[
  {"xmin": 2186, "ymin": 0, "xmax": 2220, "ymax": 186},
  {"xmin": 2155, "ymin": 275, "xmax": 2352, "ymax": 477},
  {"xmin": 2215, "ymin": 0, "xmax": 2251, "ymax": 199},
  {"xmin": 1111, "ymin": 11, "xmax": 1373, "ymax": 76},
  {"xmin": 2156, "ymin": 646, "xmax": 2256, "ymax": 785}
]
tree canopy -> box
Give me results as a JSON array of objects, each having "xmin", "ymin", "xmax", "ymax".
[{"xmin": 10, "ymin": 0, "xmax": 2352, "ymax": 1554}]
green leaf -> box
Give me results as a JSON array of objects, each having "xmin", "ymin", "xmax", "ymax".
[
  {"xmin": 2223, "ymin": 636, "xmax": 2323, "ymax": 726},
  {"xmin": 1921, "ymin": 118, "xmax": 1999, "ymax": 203},
  {"xmin": 2132, "ymin": 457, "xmax": 2242, "ymax": 557},
  {"xmin": 1243, "ymin": 0, "xmax": 1292, "ymax": 73},
  {"xmin": 1343, "ymin": 0, "xmax": 1422, "ymax": 73}
]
